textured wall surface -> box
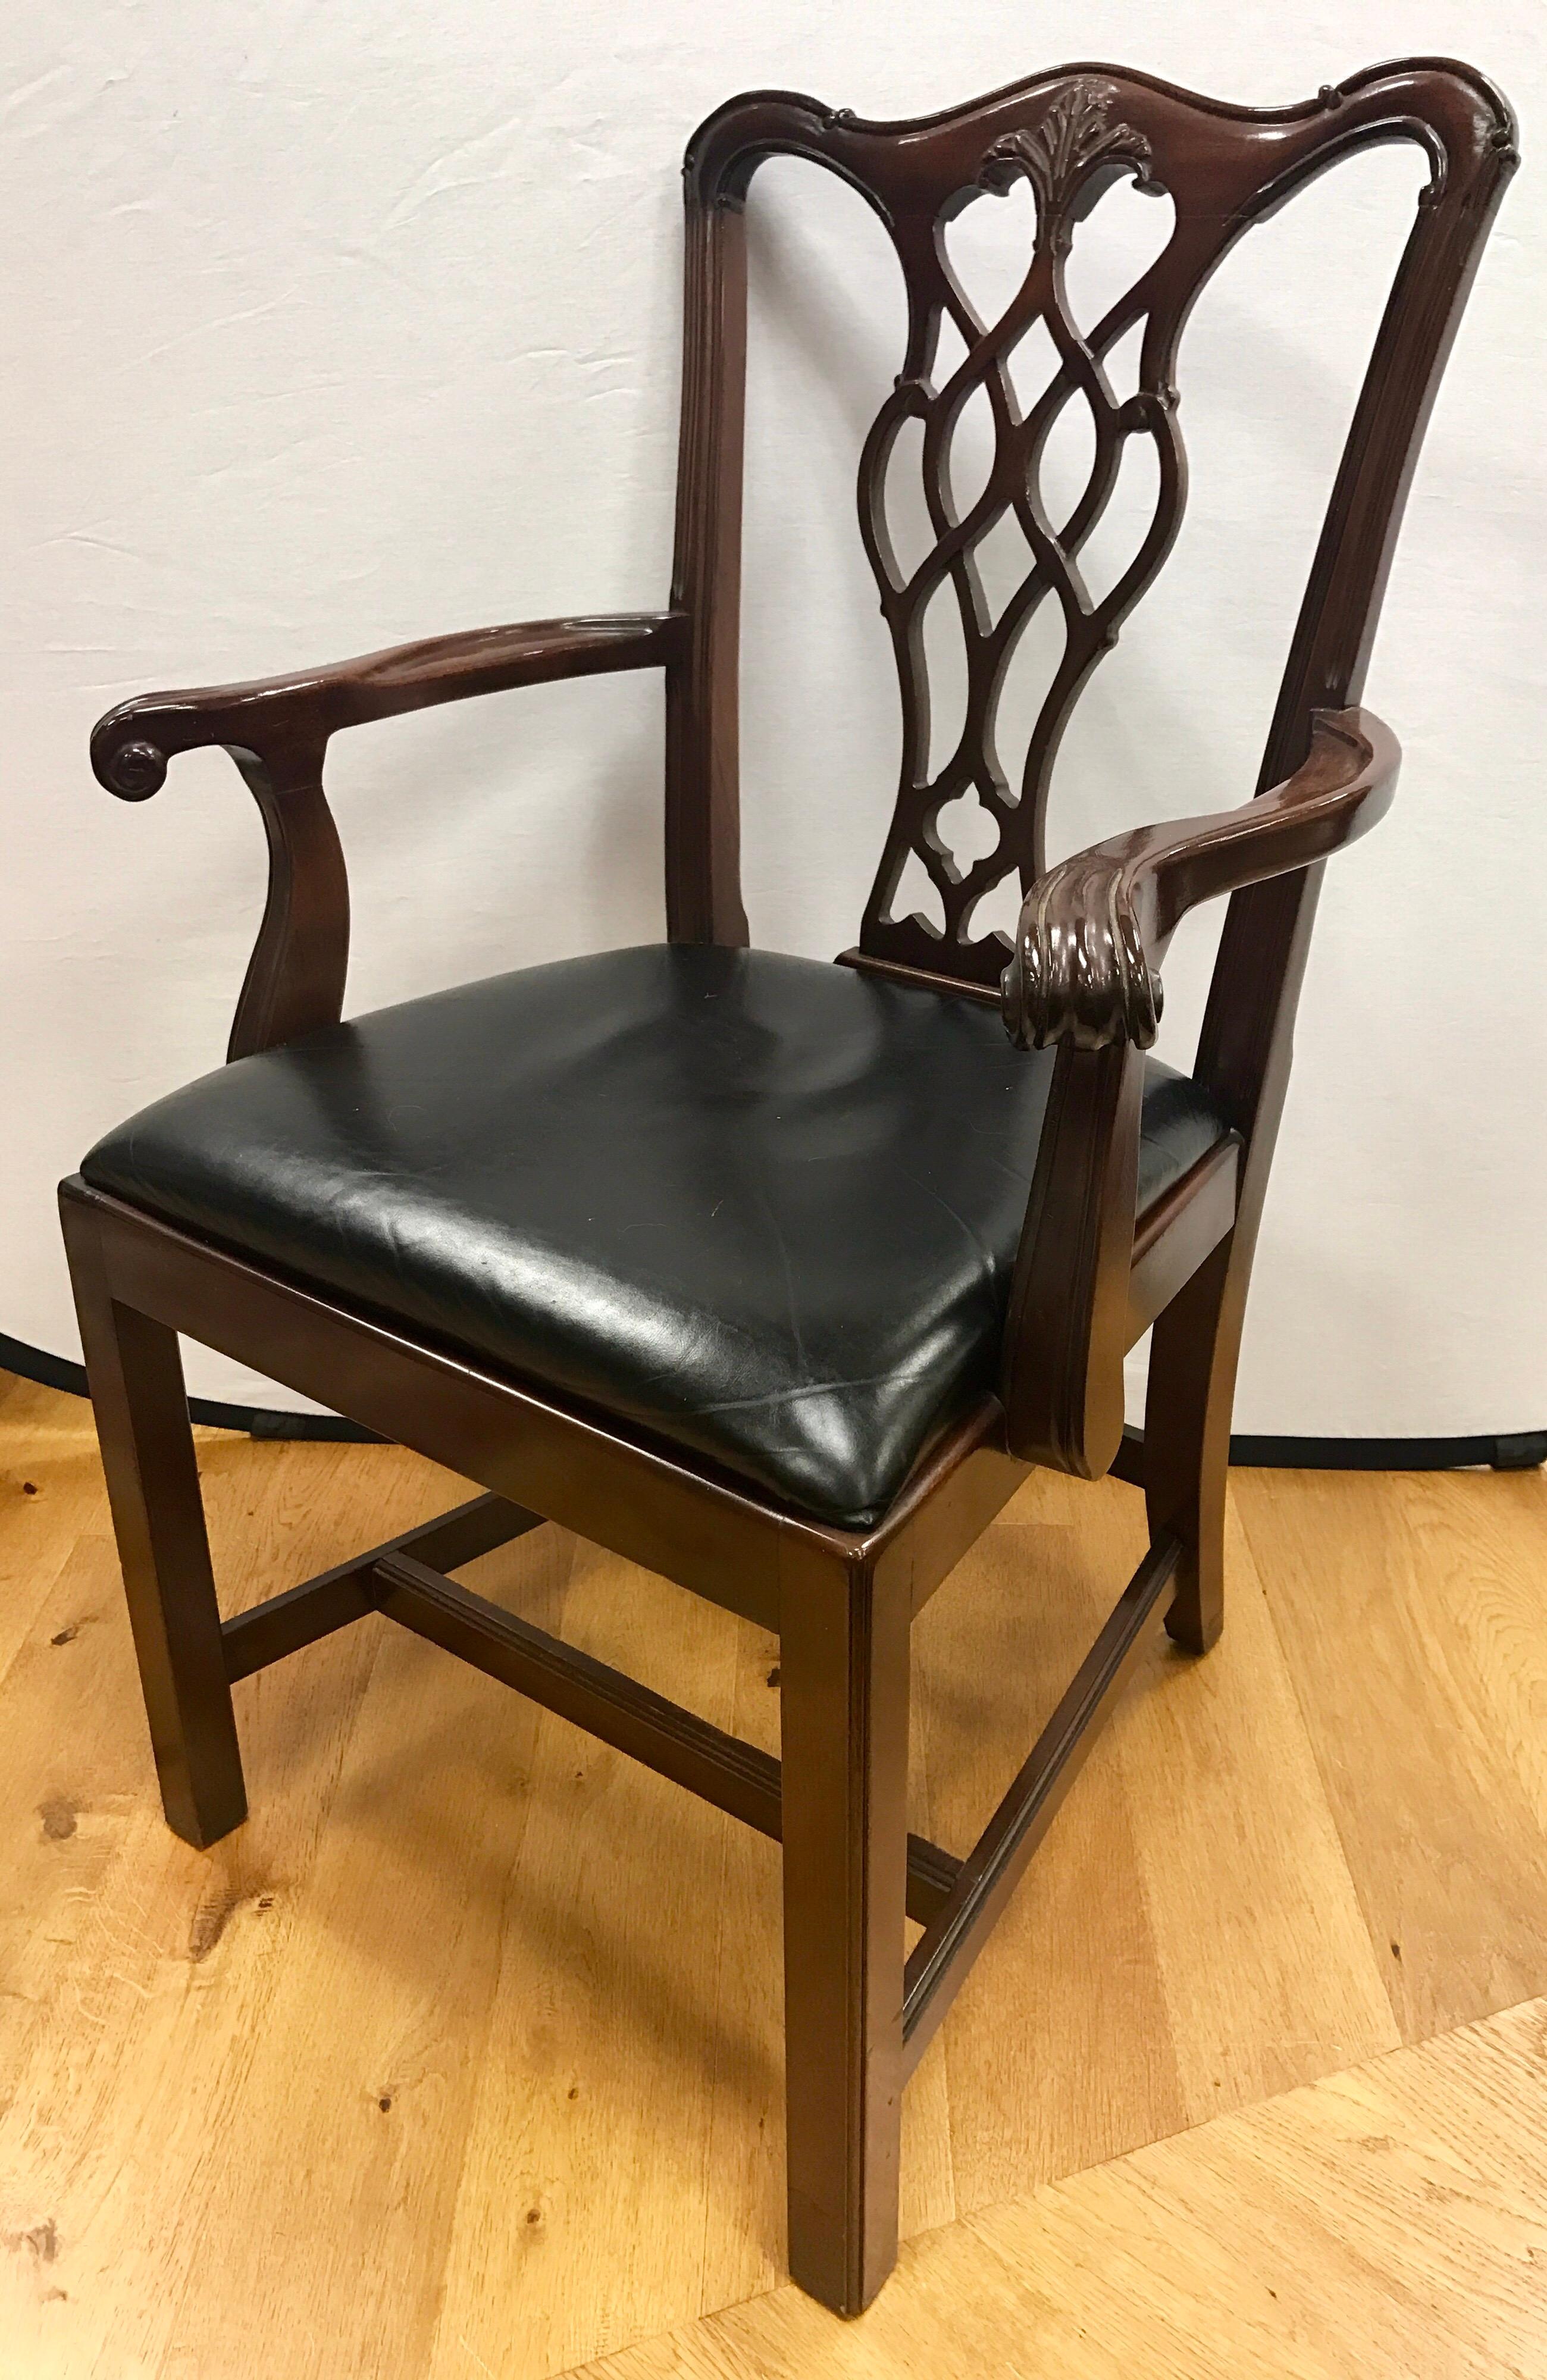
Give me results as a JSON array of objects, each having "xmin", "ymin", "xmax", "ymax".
[{"xmin": 1, "ymin": 1, "xmax": 1541, "ymax": 1430}]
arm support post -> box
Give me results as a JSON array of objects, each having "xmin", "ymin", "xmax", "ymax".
[
  {"xmin": 998, "ymin": 707, "xmax": 1399, "ymax": 1472},
  {"xmin": 89, "ymin": 612, "xmax": 687, "ymax": 1058}
]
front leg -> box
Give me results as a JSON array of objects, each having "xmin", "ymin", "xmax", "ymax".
[
  {"xmin": 61, "ymin": 1189, "xmax": 246, "ymax": 1846},
  {"xmin": 777, "ymin": 1539, "xmax": 911, "ymax": 2315}
]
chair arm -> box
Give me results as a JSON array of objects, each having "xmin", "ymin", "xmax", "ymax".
[
  {"xmin": 996, "ymin": 705, "xmax": 1398, "ymax": 1481},
  {"xmin": 90, "ymin": 612, "xmax": 687, "ymax": 798},
  {"xmin": 86, "ymin": 610, "xmax": 687, "ymax": 1063},
  {"xmin": 1001, "ymin": 707, "xmax": 1400, "ymax": 1054}
]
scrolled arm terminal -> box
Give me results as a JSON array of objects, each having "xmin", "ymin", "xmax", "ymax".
[
  {"xmin": 99, "ymin": 737, "xmax": 170, "ymax": 800},
  {"xmin": 1001, "ymin": 707, "xmax": 1401, "ymax": 1054},
  {"xmin": 87, "ymin": 609, "xmax": 689, "ymax": 1063},
  {"xmin": 1001, "ymin": 854, "xmax": 1164, "ymax": 1054},
  {"xmin": 89, "ymin": 611, "xmax": 688, "ymax": 800}
]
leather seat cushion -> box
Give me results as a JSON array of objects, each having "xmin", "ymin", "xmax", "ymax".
[{"xmin": 82, "ymin": 944, "xmax": 1228, "ymax": 1528}]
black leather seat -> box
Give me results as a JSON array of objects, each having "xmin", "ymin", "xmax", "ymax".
[{"xmin": 83, "ymin": 944, "xmax": 1227, "ymax": 1527}]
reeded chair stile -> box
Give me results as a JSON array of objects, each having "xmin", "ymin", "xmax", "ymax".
[{"xmin": 65, "ymin": 61, "xmax": 1512, "ymax": 2315}]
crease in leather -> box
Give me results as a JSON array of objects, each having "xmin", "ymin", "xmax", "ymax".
[{"xmin": 81, "ymin": 944, "xmax": 1229, "ymax": 1527}]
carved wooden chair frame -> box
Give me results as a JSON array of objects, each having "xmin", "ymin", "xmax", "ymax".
[{"xmin": 64, "ymin": 60, "xmax": 1513, "ymax": 2315}]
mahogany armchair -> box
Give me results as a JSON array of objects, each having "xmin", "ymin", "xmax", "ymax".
[{"xmin": 64, "ymin": 62, "xmax": 1512, "ymax": 2316}]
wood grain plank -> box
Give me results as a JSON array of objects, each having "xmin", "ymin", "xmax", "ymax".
[
  {"xmin": 2, "ymin": 1385, "xmax": 1544, "ymax": 2373},
  {"xmin": 0, "ymin": 1432, "xmax": 466, "ymax": 2380},
  {"xmin": 913, "ymin": 1490, "xmax": 1188, "ymax": 2209},
  {"xmin": 1113, "ymin": 1486, "xmax": 1399, "ymax": 2118},
  {"xmin": 1236, "ymin": 1467, "xmax": 1547, "ymax": 2042},
  {"xmin": 0, "ymin": 1535, "xmax": 152, "ymax": 2090},
  {"xmin": 423, "ymin": 1540, "xmax": 775, "ymax": 2379},
  {"xmin": 149, "ymin": 1518, "xmax": 577, "ymax": 2380},
  {"xmin": 565, "ymin": 1997, "xmax": 1547, "ymax": 2380},
  {"xmin": 0, "ymin": 1377, "xmax": 112, "ymax": 1688},
  {"xmin": 1326, "ymin": 1468, "xmax": 1547, "ymax": 1843},
  {"xmin": 1423, "ymin": 1471, "xmax": 1547, "ymax": 1831}
]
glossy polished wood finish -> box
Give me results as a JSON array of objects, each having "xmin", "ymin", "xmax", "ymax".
[
  {"xmin": 218, "ymin": 1489, "xmax": 541, "ymax": 1683},
  {"xmin": 218, "ymin": 1481, "xmax": 965, "ymax": 1923},
  {"xmin": 90, "ymin": 613, "xmax": 685, "ymax": 1060},
  {"xmin": 673, "ymin": 60, "xmax": 1512, "ymax": 1511},
  {"xmin": 70, "ymin": 58, "xmax": 1512, "ymax": 2319},
  {"xmin": 61, "ymin": 1180, "xmax": 1035, "ymax": 1640},
  {"xmin": 997, "ymin": 709, "xmax": 1395, "ymax": 1480},
  {"xmin": 678, "ymin": 62, "xmax": 1514, "ymax": 993},
  {"xmin": 64, "ymin": 1198, "xmax": 246, "ymax": 1849},
  {"xmin": 1000, "ymin": 710, "xmax": 1398, "ymax": 1057}
]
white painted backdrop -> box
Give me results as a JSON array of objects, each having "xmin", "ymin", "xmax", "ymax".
[{"xmin": 1, "ymin": 0, "xmax": 1542, "ymax": 1430}]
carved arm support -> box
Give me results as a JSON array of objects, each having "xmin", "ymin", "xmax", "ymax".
[
  {"xmin": 1001, "ymin": 708, "xmax": 1399, "ymax": 1056},
  {"xmin": 89, "ymin": 612, "xmax": 687, "ymax": 1059},
  {"xmin": 999, "ymin": 706, "xmax": 1399, "ymax": 1476}
]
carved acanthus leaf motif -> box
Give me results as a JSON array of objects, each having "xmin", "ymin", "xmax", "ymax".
[
  {"xmin": 982, "ymin": 79, "xmax": 1155, "ymax": 215},
  {"xmin": 1000, "ymin": 850, "xmax": 1163, "ymax": 1053}
]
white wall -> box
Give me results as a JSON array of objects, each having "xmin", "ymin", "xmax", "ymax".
[{"xmin": 2, "ymin": 0, "xmax": 1542, "ymax": 1432}]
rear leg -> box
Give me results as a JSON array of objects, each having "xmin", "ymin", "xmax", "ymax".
[
  {"xmin": 1144, "ymin": 1233, "xmax": 1238, "ymax": 1656},
  {"xmin": 62, "ymin": 1194, "xmax": 246, "ymax": 1845}
]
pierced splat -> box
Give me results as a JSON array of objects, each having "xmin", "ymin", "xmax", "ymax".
[
  {"xmin": 859, "ymin": 77, "xmax": 1185, "ymax": 985},
  {"xmin": 677, "ymin": 61, "xmax": 1516, "ymax": 995}
]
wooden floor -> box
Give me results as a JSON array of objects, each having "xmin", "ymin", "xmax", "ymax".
[{"xmin": 0, "ymin": 1367, "xmax": 1543, "ymax": 2378}]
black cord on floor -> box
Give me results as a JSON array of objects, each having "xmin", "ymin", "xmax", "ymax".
[{"xmin": 4, "ymin": 1330, "xmax": 1540, "ymax": 1471}]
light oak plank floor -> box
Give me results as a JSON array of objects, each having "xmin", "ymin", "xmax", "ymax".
[
  {"xmin": 572, "ymin": 1996, "xmax": 1547, "ymax": 2380},
  {"xmin": 0, "ymin": 1373, "xmax": 1543, "ymax": 2376}
]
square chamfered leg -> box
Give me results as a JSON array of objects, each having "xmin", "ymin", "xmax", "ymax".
[
  {"xmin": 1145, "ymin": 1231, "xmax": 1236, "ymax": 1657},
  {"xmin": 61, "ymin": 1188, "xmax": 246, "ymax": 1848},
  {"xmin": 777, "ymin": 1537, "xmax": 911, "ymax": 2316}
]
